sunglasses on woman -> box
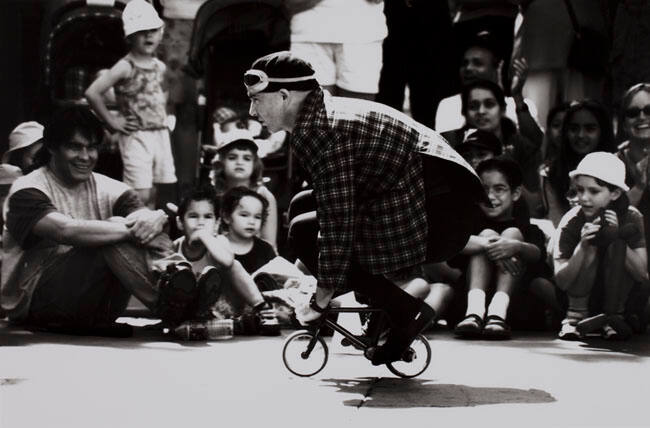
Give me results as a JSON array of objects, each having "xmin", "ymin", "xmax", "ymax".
[{"xmin": 624, "ymin": 105, "xmax": 650, "ymax": 119}]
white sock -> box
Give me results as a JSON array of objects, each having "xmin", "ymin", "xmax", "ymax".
[
  {"xmin": 487, "ymin": 291, "xmax": 510, "ymax": 320},
  {"xmin": 466, "ymin": 289, "xmax": 486, "ymax": 318}
]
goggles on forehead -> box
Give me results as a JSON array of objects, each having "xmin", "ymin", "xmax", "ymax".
[{"xmin": 244, "ymin": 69, "xmax": 315, "ymax": 94}]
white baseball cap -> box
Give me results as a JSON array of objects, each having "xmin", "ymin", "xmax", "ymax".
[
  {"xmin": 569, "ymin": 151, "xmax": 629, "ymax": 191},
  {"xmin": 215, "ymin": 128, "xmax": 259, "ymax": 154},
  {"xmin": 3, "ymin": 121, "xmax": 44, "ymax": 163},
  {"xmin": 122, "ymin": 0, "xmax": 164, "ymax": 37}
]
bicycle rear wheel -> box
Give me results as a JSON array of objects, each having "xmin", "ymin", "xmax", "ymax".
[
  {"xmin": 282, "ymin": 330, "xmax": 328, "ymax": 377},
  {"xmin": 386, "ymin": 334, "xmax": 431, "ymax": 378}
]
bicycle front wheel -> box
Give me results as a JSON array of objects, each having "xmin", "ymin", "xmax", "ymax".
[
  {"xmin": 282, "ymin": 330, "xmax": 329, "ymax": 377},
  {"xmin": 386, "ymin": 334, "xmax": 431, "ymax": 378}
]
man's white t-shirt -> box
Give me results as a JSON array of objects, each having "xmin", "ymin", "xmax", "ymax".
[{"xmin": 435, "ymin": 94, "xmax": 539, "ymax": 133}]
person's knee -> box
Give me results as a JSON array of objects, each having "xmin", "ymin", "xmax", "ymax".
[
  {"xmin": 501, "ymin": 227, "xmax": 523, "ymax": 240},
  {"xmin": 479, "ymin": 228, "xmax": 499, "ymax": 238}
]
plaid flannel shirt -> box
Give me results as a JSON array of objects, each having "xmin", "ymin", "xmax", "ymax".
[{"xmin": 291, "ymin": 89, "xmax": 477, "ymax": 291}]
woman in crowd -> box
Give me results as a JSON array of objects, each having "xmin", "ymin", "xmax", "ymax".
[
  {"xmin": 443, "ymin": 79, "xmax": 542, "ymax": 214},
  {"xmin": 616, "ymin": 82, "xmax": 650, "ymax": 272},
  {"xmin": 540, "ymin": 100, "xmax": 617, "ymax": 226}
]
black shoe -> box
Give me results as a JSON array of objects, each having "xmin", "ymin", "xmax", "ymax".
[
  {"xmin": 369, "ymin": 304, "xmax": 436, "ymax": 366},
  {"xmin": 191, "ymin": 266, "xmax": 223, "ymax": 320},
  {"xmin": 156, "ymin": 265, "xmax": 198, "ymax": 326}
]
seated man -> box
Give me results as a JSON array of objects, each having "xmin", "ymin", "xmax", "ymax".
[{"xmin": 1, "ymin": 106, "xmax": 199, "ymax": 336}]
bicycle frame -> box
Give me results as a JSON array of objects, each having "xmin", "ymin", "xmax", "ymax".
[{"xmin": 307, "ymin": 307, "xmax": 385, "ymax": 353}]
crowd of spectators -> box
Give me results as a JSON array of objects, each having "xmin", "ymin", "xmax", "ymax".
[{"xmin": 1, "ymin": 0, "xmax": 650, "ymax": 344}]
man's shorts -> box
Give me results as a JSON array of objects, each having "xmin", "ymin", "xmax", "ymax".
[
  {"xmin": 118, "ymin": 129, "xmax": 177, "ymax": 189},
  {"xmin": 291, "ymin": 41, "xmax": 382, "ymax": 94}
]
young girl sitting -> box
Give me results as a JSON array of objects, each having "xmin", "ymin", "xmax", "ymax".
[
  {"xmin": 173, "ymin": 186, "xmax": 280, "ymax": 335},
  {"xmin": 220, "ymin": 186, "xmax": 277, "ymax": 275},
  {"xmin": 453, "ymin": 157, "xmax": 549, "ymax": 339},
  {"xmin": 212, "ymin": 129, "xmax": 278, "ymax": 249},
  {"xmin": 553, "ymin": 152, "xmax": 648, "ymax": 340}
]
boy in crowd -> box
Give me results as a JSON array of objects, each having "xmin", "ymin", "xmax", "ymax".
[
  {"xmin": 554, "ymin": 152, "xmax": 648, "ymax": 340},
  {"xmin": 454, "ymin": 157, "xmax": 548, "ymax": 339},
  {"xmin": 172, "ymin": 186, "xmax": 279, "ymax": 334}
]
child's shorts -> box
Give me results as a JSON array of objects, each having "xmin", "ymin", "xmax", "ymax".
[
  {"xmin": 118, "ymin": 129, "xmax": 177, "ymax": 189},
  {"xmin": 290, "ymin": 41, "xmax": 382, "ymax": 94}
]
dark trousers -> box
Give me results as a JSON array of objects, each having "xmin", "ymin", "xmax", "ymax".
[
  {"xmin": 377, "ymin": 0, "xmax": 458, "ymax": 129},
  {"xmin": 26, "ymin": 235, "xmax": 172, "ymax": 328},
  {"xmin": 287, "ymin": 158, "xmax": 481, "ymax": 328}
]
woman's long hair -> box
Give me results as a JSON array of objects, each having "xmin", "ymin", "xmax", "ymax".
[{"xmin": 548, "ymin": 100, "xmax": 616, "ymax": 207}]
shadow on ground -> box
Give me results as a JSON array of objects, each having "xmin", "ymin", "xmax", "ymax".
[{"xmin": 320, "ymin": 377, "xmax": 555, "ymax": 408}]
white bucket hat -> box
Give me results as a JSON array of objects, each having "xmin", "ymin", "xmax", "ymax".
[
  {"xmin": 569, "ymin": 151, "xmax": 629, "ymax": 191},
  {"xmin": 215, "ymin": 128, "xmax": 258, "ymax": 154},
  {"xmin": 3, "ymin": 121, "xmax": 44, "ymax": 163},
  {"xmin": 122, "ymin": 0, "xmax": 164, "ymax": 37}
]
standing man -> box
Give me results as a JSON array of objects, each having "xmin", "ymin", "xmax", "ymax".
[{"xmin": 244, "ymin": 51, "xmax": 485, "ymax": 364}]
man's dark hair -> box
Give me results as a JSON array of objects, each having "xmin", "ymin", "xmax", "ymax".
[
  {"xmin": 476, "ymin": 156, "xmax": 523, "ymax": 189},
  {"xmin": 220, "ymin": 186, "xmax": 269, "ymax": 227},
  {"xmin": 177, "ymin": 186, "xmax": 220, "ymax": 220},
  {"xmin": 462, "ymin": 31, "xmax": 503, "ymax": 67},
  {"xmin": 43, "ymin": 105, "xmax": 105, "ymax": 151},
  {"xmin": 31, "ymin": 106, "xmax": 105, "ymax": 169}
]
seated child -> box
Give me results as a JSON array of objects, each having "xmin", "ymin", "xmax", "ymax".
[
  {"xmin": 173, "ymin": 186, "xmax": 280, "ymax": 335},
  {"xmin": 0, "ymin": 122, "xmax": 44, "ymax": 223},
  {"xmin": 553, "ymin": 152, "xmax": 648, "ymax": 340},
  {"xmin": 453, "ymin": 157, "xmax": 549, "ymax": 339},
  {"xmin": 220, "ymin": 186, "xmax": 277, "ymax": 274}
]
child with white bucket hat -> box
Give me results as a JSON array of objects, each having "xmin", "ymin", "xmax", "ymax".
[
  {"xmin": 85, "ymin": 0, "xmax": 175, "ymax": 208},
  {"xmin": 553, "ymin": 152, "xmax": 649, "ymax": 341}
]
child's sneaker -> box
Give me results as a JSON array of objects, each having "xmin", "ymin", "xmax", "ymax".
[
  {"xmin": 156, "ymin": 264, "xmax": 198, "ymax": 326},
  {"xmin": 255, "ymin": 301, "xmax": 281, "ymax": 336},
  {"xmin": 558, "ymin": 318, "xmax": 582, "ymax": 341}
]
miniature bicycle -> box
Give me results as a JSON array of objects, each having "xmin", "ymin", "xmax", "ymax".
[{"xmin": 282, "ymin": 306, "xmax": 432, "ymax": 378}]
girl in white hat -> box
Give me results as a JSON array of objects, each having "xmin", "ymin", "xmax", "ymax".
[
  {"xmin": 0, "ymin": 121, "xmax": 45, "ymax": 231},
  {"xmin": 553, "ymin": 152, "xmax": 649, "ymax": 340},
  {"xmin": 85, "ymin": 0, "xmax": 176, "ymax": 209}
]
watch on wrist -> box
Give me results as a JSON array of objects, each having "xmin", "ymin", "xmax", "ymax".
[{"xmin": 309, "ymin": 295, "xmax": 327, "ymax": 313}]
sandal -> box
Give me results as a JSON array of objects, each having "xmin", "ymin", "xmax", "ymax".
[
  {"xmin": 483, "ymin": 315, "xmax": 511, "ymax": 340},
  {"xmin": 605, "ymin": 315, "xmax": 632, "ymax": 340},
  {"xmin": 454, "ymin": 313, "xmax": 484, "ymax": 338}
]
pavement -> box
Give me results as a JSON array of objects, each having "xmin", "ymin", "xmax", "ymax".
[{"xmin": 1, "ymin": 317, "xmax": 650, "ymax": 428}]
